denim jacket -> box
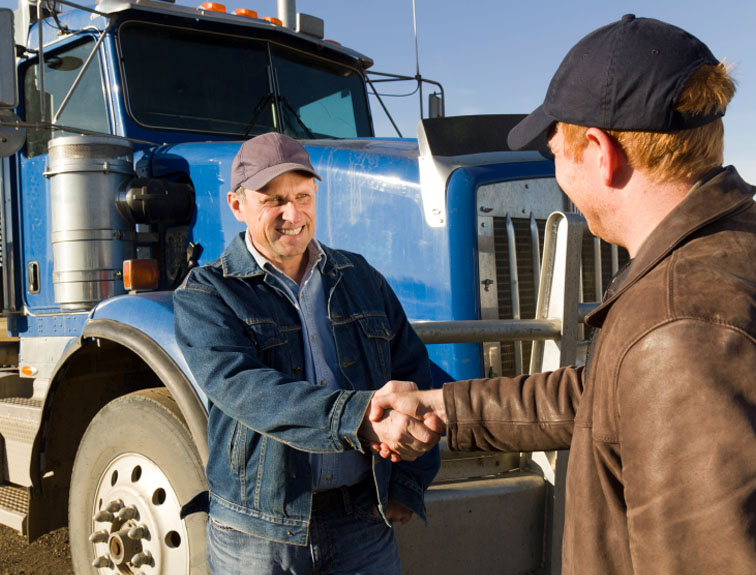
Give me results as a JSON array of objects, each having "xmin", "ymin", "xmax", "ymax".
[{"xmin": 174, "ymin": 233, "xmax": 440, "ymax": 545}]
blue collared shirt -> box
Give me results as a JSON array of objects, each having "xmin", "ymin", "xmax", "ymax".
[{"xmin": 245, "ymin": 233, "xmax": 369, "ymax": 491}]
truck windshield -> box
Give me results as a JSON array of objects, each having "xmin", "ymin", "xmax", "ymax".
[{"xmin": 118, "ymin": 22, "xmax": 372, "ymax": 139}]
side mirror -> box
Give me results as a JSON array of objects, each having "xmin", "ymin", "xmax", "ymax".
[
  {"xmin": 0, "ymin": 8, "xmax": 25, "ymax": 158},
  {"xmin": 0, "ymin": 9, "xmax": 17, "ymax": 109}
]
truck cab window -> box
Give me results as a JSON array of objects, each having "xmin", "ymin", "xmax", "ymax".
[
  {"xmin": 119, "ymin": 22, "xmax": 274, "ymax": 136},
  {"xmin": 23, "ymin": 39, "xmax": 109, "ymax": 157},
  {"xmin": 118, "ymin": 22, "xmax": 371, "ymax": 139},
  {"xmin": 271, "ymin": 46, "xmax": 371, "ymax": 139}
]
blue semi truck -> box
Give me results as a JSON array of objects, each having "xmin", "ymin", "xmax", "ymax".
[{"xmin": 0, "ymin": 1, "xmax": 627, "ymax": 573}]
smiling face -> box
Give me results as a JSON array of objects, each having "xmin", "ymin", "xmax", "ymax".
[{"xmin": 228, "ymin": 171, "xmax": 317, "ymax": 281}]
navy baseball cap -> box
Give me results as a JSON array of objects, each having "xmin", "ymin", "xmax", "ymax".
[
  {"xmin": 230, "ymin": 132, "xmax": 321, "ymax": 192},
  {"xmin": 508, "ymin": 15, "xmax": 723, "ymax": 151}
]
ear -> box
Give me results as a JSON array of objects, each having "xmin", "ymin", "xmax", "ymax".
[
  {"xmin": 585, "ymin": 128, "xmax": 624, "ymax": 187},
  {"xmin": 227, "ymin": 191, "xmax": 246, "ymax": 223}
]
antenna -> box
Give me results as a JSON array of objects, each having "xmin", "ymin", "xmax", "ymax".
[{"xmin": 412, "ymin": 0, "xmax": 423, "ymax": 118}]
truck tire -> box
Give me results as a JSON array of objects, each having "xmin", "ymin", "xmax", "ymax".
[{"xmin": 69, "ymin": 388, "xmax": 208, "ymax": 574}]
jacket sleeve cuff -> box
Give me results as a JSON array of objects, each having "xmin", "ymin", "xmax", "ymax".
[
  {"xmin": 389, "ymin": 466, "xmax": 428, "ymax": 521},
  {"xmin": 442, "ymin": 380, "xmax": 462, "ymax": 450},
  {"xmin": 334, "ymin": 389, "xmax": 374, "ymax": 454}
]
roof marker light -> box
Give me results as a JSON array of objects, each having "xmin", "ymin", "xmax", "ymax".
[
  {"xmin": 324, "ymin": 40, "xmax": 342, "ymax": 46},
  {"xmin": 200, "ymin": 2, "xmax": 226, "ymax": 12},
  {"xmin": 233, "ymin": 8, "xmax": 258, "ymax": 18},
  {"xmin": 261, "ymin": 16, "xmax": 283, "ymax": 26}
]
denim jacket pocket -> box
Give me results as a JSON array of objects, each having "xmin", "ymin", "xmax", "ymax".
[
  {"xmin": 245, "ymin": 319, "xmax": 287, "ymax": 350},
  {"xmin": 357, "ymin": 315, "xmax": 393, "ymax": 341},
  {"xmin": 245, "ymin": 319, "xmax": 291, "ymax": 369},
  {"xmin": 356, "ymin": 314, "xmax": 394, "ymax": 382}
]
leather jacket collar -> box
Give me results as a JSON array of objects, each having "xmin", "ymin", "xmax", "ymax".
[{"xmin": 587, "ymin": 166, "xmax": 755, "ymax": 327}]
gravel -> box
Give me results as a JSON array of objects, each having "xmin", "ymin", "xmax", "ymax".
[{"xmin": 0, "ymin": 525, "xmax": 74, "ymax": 575}]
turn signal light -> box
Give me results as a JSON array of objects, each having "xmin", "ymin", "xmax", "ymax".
[
  {"xmin": 261, "ymin": 16, "xmax": 283, "ymax": 25},
  {"xmin": 21, "ymin": 366, "xmax": 37, "ymax": 377},
  {"xmin": 200, "ymin": 2, "xmax": 226, "ymax": 12},
  {"xmin": 233, "ymin": 8, "xmax": 258, "ymax": 18},
  {"xmin": 123, "ymin": 260, "xmax": 159, "ymax": 291}
]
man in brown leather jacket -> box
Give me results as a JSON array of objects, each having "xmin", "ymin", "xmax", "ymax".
[{"xmin": 369, "ymin": 15, "xmax": 756, "ymax": 575}]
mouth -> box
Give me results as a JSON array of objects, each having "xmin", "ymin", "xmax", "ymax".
[{"xmin": 279, "ymin": 226, "xmax": 303, "ymax": 236}]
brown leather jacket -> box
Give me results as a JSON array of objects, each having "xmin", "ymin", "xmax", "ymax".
[{"xmin": 444, "ymin": 166, "xmax": 756, "ymax": 575}]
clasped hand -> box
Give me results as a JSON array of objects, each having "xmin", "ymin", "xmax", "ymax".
[{"xmin": 359, "ymin": 381, "xmax": 447, "ymax": 462}]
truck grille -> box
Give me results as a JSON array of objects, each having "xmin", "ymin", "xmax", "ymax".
[{"xmin": 491, "ymin": 216, "xmax": 629, "ymax": 377}]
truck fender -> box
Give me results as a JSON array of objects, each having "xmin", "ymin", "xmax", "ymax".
[{"xmin": 79, "ymin": 318, "xmax": 209, "ymax": 464}]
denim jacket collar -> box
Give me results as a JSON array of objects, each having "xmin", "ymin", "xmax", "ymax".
[{"xmin": 220, "ymin": 232, "xmax": 353, "ymax": 280}]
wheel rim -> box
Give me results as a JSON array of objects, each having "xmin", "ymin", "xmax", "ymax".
[{"xmin": 88, "ymin": 452, "xmax": 189, "ymax": 574}]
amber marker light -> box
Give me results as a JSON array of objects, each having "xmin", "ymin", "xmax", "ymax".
[
  {"xmin": 21, "ymin": 366, "xmax": 37, "ymax": 376},
  {"xmin": 123, "ymin": 260, "xmax": 159, "ymax": 291},
  {"xmin": 261, "ymin": 16, "xmax": 283, "ymax": 25},
  {"xmin": 233, "ymin": 8, "xmax": 258, "ymax": 18},
  {"xmin": 200, "ymin": 2, "xmax": 226, "ymax": 12},
  {"xmin": 324, "ymin": 39, "xmax": 342, "ymax": 46}
]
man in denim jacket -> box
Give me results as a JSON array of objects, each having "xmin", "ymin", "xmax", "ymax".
[{"xmin": 174, "ymin": 132, "xmax": 441, "ymax": 574}]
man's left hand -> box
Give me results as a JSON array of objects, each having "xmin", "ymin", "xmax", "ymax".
[{"xmin": 376, "ymin": 498, "xmax": 413, "ymax": 525}]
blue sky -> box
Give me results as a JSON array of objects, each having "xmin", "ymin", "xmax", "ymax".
[{"xmin": 4, "ymin": 0, "xmax": 755, "ymax": 181}]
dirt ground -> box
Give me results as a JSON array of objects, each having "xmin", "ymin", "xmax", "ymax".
[{"xmin": 0, "ymin": 525, "xmax": 74, "ymax": 575}]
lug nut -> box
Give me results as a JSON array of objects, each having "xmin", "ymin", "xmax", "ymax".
[
  {"xmin": 130, "ymin": 550, "xmax": 153, "ymax": 567},
  {"xmin": 116, "ymin": 505, "xmax": 138, "ymax": 521},
  {"xmin": 105, "ymin": 499, "xmax": 124, "ymax": 513},
  {"xmin": 88, "ymin": 530, "xmax": 109, "ymax": 543},
  {"xmin": 93, "ymin": 510, "xmax": 114, "ymax": 523},
  {"xmin": 92, "ymin": 555, "xmax": 113, "ymax": 568},
  {"xmin": 128, "ymin": 525, "xmax": 148, "ymax": 540}
]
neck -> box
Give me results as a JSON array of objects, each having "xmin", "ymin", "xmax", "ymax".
[
  {"xmin": 281, "ymin": 254, "xmax": 310, "ymax": 285},
  {"xmin": 613, "ymin": 174, "xmax": 695, "ymax": 258}
]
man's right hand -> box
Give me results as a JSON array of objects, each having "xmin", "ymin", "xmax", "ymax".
[{"xmin": 358, "ymin": 381, "xmax": 443, "ymax": 462}]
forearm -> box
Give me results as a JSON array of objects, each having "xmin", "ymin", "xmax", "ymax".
[{"xmin": 444, "ymin": 366, "xmax": 583, "ymax": 452}]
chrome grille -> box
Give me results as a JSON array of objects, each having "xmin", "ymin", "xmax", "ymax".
[{"xmin": 490, "ymin": 215, "xmax": 629, "ymax": 378}]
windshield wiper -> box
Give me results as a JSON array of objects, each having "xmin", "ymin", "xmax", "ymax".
[
  {"xmin": 242, "ymin": 92, "xmax": 275, "ymax": 138},
  {"xmin": 280, "ymin": 97, "xmax": 315, "ymax": 139}
]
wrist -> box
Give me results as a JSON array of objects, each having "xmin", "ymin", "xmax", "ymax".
[
  {"xmin": 426, "ymin": 389, "xmax": 447, "ymax": 424},
  {"xmin": 358, "ymin": 401, "xmax": 379, "ymax": 444}
]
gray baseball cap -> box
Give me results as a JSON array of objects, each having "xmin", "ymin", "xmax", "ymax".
[{"xmin": 230, "ymin": 132, "xmax": 321, "ymax": 192}]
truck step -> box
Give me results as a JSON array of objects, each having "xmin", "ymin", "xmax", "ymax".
[
  {"xmin": 0, "ymin": 484, "xmax": 28, "ymax": 533},
  {"xmin": 0, "ymin": 397, "xmax": 44, "ymax": 487}
]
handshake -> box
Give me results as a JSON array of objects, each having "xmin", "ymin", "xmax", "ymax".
[{"xmin": 358, "ymin": 381, "xmax": 446, "ymax": 462}]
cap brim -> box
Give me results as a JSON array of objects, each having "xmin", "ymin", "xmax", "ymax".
[
  {"xmin": 507, "ymin": 105, "xmax": 556, "ymax": 153},
  {"xmin": 239, "ymin": 162, "xmax": 322, "ymax": 191}
]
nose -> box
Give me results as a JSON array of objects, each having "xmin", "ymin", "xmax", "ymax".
[{"xmin": 281, "ymin": 200, "xmax": 301, "ymax": 222}]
